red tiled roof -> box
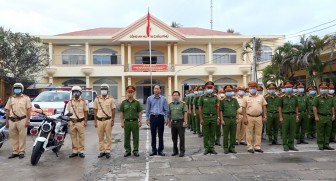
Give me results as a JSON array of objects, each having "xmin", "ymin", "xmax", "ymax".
[{"xmin": 56, "ymin": 27, "xmax": 235, "ymax": 36}]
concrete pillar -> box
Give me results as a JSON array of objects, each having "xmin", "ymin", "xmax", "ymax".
[
  {"xmin": 243, "ymin": 74, "xmax": 247, "ymax": 87},
  {"xmin": 173, "ymin": 43, "xmax": 178, "ymax": 64},
  {"xmin": 209, "ymin": 75, "xmax": 213, "ymax": 81},
  {"xmin": 121, "ymin": 76, "xmax": 125, "ymax": 101},
  {"xmin": 121, "ymin": 43, "xmax": 125, "ymax": 65},
  {"xmin": 48, "ymin": 76, "xmax": 53, "ymax": 84},
  {"xmin": 48, "ymin": 43, "xmax": 53, "ymax": 64},
  {"xmin": 207, "ymin": 42, "xmax": 212, "ymax": 64},
  {"xmin": 86, "ymin": 76, "xmax": 90, "ymax": 88},
  {"xmin": 168, "ymin": 77, "xmax": 172, "ymax": 102},
  {"xmin": 85, "ymin": 43, "xmax": 89, "ymax": 65},
  {"xmin": 243, "ymin": 42, "xmax": 247, "ymax": 64},
  {"xmin": 128, "ymin": 77, "xmax": 132, "ymax": 86},
  {"xmin": 127, "ymin": 44, "xmax": 132, "ymax": 65},
  {"xmin": 174, "ymin": 75, "xmax": 178, "ymax": 92},
  {"xmin": 167, "ymin": 43, "xmax": 171, "ymax": 65}
]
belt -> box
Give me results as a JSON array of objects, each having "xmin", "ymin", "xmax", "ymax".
[
  {"xmin": 203, "ymin": 113, "xmax": 216, "ymax": 116},
  {"xmin": 172, "ymin": 119, "xmax": 183, "ymax": 123},
  {"xmin": 150, "ymin": 114, "xmax": 164, "ymax": 118},
  {"xmin": 223, "ymin": 116, "xmax": 236, "ymax": 119},
  {"xmin": 70, "ymin": 118, "xmax": 85, "ymax": 123},
  {"xmin": 299, "ymin": 111, "xmax": 307, "ymax": 113},
  {"xmin": 283, "ymin": 112, "xmax": 296, "ymax": 114},
  {"xmin": 97, "ymin": 116, "xmax": 111, "ymax": 121},
  {"xmin": 125, "ymin": 119, "xmax": 137, "ymax": 122},
  {"xmin": 247, "ymin": 114, "xmax": 262, "ymax": 117},
  {"xmin": 9, "ymin": 115, "xmax": 27, "ymax": 122},
  {"xmin": 318, "ymin": 113, "xmax": 331, "ymax": 116}
]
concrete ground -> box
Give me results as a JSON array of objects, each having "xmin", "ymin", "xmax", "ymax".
[{"xmin": 0, "ymin": 113, "xmax": 336, "ymax": 181}]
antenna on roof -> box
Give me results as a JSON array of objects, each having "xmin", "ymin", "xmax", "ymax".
[{"xmin": 210, "ymin": 0, "xmax": 213, "ymax": 30}]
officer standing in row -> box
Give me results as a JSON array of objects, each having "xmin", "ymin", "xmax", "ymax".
[
  {"xmin": 120, "ymin": 86, "xmax": 142, "ymax": 157},
  {"xmin": 295, "ymin": 83, "xmax": 309, "ymax": 144},
  {"xmin": 67, "ymin": 86, "xmax": 88, "ymax": 158},
  {"xmin": 220, "ymin": 85, "xmax": 240, "ymax": 154},
  {"xmin": 191, "ymin": 87, "xmax": 198, "ymax": 134},
  {"xmin": 278, "ymin": 81, "xmax": 299, "ymax": 151},
  {"xmin": 307, "ymin": 86, "xmax": 317, "ymax": 139},
  {"xmin": 193, "ymin": 86, "xmax": 203, "ymax": 137},
  {"xmin": 199, "ymin": 81, "xmax": 220, "ymax": 155},
  {"xmin": 186, "ymin": 90, "xmax": 192, "ymax": 130},
  {"xmin": 265, "ymin": 83, "xmax": 280, "ymax": 145},
  {"xmin": 6, "ymin": 83, "xmax": 31, "ymax": 159},
  {"xmin": 328, "ymin": 83, "xmax": 336, "ymax": 142},
  {"xmin": 313, "ymin": 83, "xmax": 335, "ymax": 150},
  {"xmin": 214, "ymin": 88, "xmax": 222, "ymax": 146},
  {"xmin": 235, "ymin": 86, "xmax": 247, "ymax": 145},
  {"xmin": 168, "ymin": 91, "xmax": 187, "ymax": 157}
]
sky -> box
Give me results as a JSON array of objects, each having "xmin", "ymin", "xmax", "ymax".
[{"xmin": 0, "ymin": 0, "xmax": 335, "ymax": 43}]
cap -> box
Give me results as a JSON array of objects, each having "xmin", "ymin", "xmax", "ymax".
[
  {"xmin": 329, "ymin": 83, "xmax": 335, "ymax": 89},
  {"xmin": 237, "ymin": 86, "xmax": 245, "ymax": 91},
  {"xmin": 257, "ymin": 86, "xmax": 263, "ymax": 91},
  {"xmin": 197, "ymin": 86, "xmax": 204, "ymax": 90},
  {"xmin": 319, "ymin": 82, "xmax": 329, "ymax": 88},
  {"xmin": 296, "ymin": 83, "xmax": 305, "ymax": 88},
  {"xmin": 205, "ymin": 81, "xmax": 215, "ymax": 87},
  {"xmin": 126, "ymin": 85, "xmax": 136, "ymax": 92},
  {"xmin": 306, "ymin": 86, "xmax": 316, "ymax": 92},
  {"xmin": 266, "ymin": 83, "xmax": 277, "ymax": 89},
  {"xmin": 248, "ymin": 81, "xmax": 257, "ymax": 87},
  {"xmin": 284, "ymin": 81, "xmax": 293, "ymax": 88},
  {"xmin": 224, "ymin": 85, "xmax": 233, "ymax": 92},
  {"xmin": 245, "ymin": 88, "xmax": 249, "ymax": 93}
]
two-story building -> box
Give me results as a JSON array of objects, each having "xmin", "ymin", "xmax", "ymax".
[{"xmin": 38, "ymin": 14, "xmax": 284, "ymax": 104}]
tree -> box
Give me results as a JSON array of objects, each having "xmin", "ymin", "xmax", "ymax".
[
  {"xmin": 227, "ymin": 28, "xmax": 235, "ymax": 33},
  {"xmin": 171, "ymin": 21, "xmax": 182, "ymax": 28},
  {"xmin": 0, "ymin": 27, "xmax": 49, "ymax": 85}
]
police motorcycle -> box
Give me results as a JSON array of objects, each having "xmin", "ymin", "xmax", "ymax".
[
  {"xmin": 30, "ymin": 100, "xmax": 72, "ymax": 165},
  {"xmin": 0, "ymin": 107, "xmax": 9, "ymax": 149}
]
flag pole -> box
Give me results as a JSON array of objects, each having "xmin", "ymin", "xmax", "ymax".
[{"xmin": 150, "ymin": 37, "xmax": 152, "ymax": 94}]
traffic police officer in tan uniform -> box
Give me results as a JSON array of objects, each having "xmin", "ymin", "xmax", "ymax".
[
  {"xmin": 6, "ymin": 83, "xmax": 31, "ymax": 159},
  {"xmin": 235, "ymin": 86, "xmax": 247, "ymax": 145},
  {"xmin": 67, "ymin": 86, "xmax": 88, "ymax": 158},
  {"xmin": 94, "ymin": 84, "xmax": 116, "ymax": 158}
]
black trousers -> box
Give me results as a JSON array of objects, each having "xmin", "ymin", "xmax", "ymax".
[
  {"xmin": 171, "ymin": 120, "xmax": 185, "ymax": 153},
  {"xmin": 150, "ymin": 115, "xmax": 165, "ymax": 153}
]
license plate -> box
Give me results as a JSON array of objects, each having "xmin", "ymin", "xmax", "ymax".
[{"xmin": 31, "ymin": 116, "xmax": 43, "ymax": 120}]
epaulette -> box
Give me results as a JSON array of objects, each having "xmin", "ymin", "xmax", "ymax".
[
  {"xmin": 181, "ymin": 101, "xmax": 186, "ymax": 104},
  {"xmin": 328, "ymin": 94, "xmax": 334, "ymax": 98},
  {"xmin": 316, "ymin": 94, "xmax": 321, "ymax": 97},
  {"xmin": 293, "ymin": 93, "xmax": 298, "ymax": 96},
  {"xmin": 279, "ymin": 94, "xmax": 286, "ymax": 98},
  {"xmin": 264, "ymin": 94, "xmax": 270, "ymax": 98}
]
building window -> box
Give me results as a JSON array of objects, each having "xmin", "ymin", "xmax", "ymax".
[
  {"xmin": 62, "ymin": 48, "xmax": 85, "ymax": 65},
  {"xmin": 135, "ymin": 50, "xmax": 164, "ymax": 64},
  {"xmin": 182, "ymin": 48, "xmax": 205, "ymax": 64},
  {"xmin": 213, "ymin": 48, "xmax": 237, "ymax": 64},
  {"xmin": 259, "ymin": 45, "xmax": 272, "ymax": 62},
  {"xmin": 93, "ymin": 48, "xmax": 120, "ymax": 65}
]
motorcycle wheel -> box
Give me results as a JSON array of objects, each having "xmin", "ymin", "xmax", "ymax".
[
  {"xmin": 31, "ymin": 141, "xmax": 44, "ymax": 166},
  {"xmin": 0, "ymin": 133, "xmax": 5, "ymax": 149}
]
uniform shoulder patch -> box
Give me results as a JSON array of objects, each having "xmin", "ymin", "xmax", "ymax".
[{"xmin": 180, "ymin": 101, "xmax": 185, "ymax": 103}]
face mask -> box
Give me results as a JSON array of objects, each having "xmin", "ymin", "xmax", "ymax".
[
  {"xmin": 285, "ymin": 88, "xmax": 293, "ymax": 93},
  {"xmin": 198, "ymin": 90, "xmax": 203, "ymax": 94},
  {"xmin": 329, "ymin": 90, "xmax": 335, "ymax": 94},
  {"xmin": 293, "ymin": 89, "xmax": 298, "ymax": 93},
  {"xmin": 249, "ymin": 88, "xmax": 257, "ymax": 94},
  {"xmin": 225, "ymin": 92, "xmax": 233, "ymax": 97},
  {"xmin": 73, "ymin": 92, "xmax": 81, "ymax": 98},
  {"xmin": 101, "ymin": 90, "xmax": 108, "ymax": 96},
  {"xmin": 320, "ymin": 89, "xmax": 328, "ymax": 95},
  {"xmin": 309, "ymin": 90, "xmax": 316, "ymax": 96},
  {"xmin": 220, "ymin": 93, "xmax": 225, "ymax": 98},
  {"xmin": 298, "ymin": 88, "xmax": 305, "ymax": 93},
  {"xmin": 258, "ymin": 91, "xmax": 263, "ymax": 95},
  {"xmin": 281, "ymin": 88, "xmax": 285, "ymax": 93},
  {"xmin": 206, "ymin": 89, "xmax": 213, "ymax": 94},
  {"xmin": 189, "ymin": 93, "xmax": 194, "ymax": 97},
  {"xmin": 237, "ymin": 90, "xmax": 245, "ymax": 96},
  {"xmin": 13, "ymin": 88, "xmax": 22, "ymax": 95},
  {"xmin": 194, "ymin": 91, "xmax": 198, "ymax": 95},
  {"xmin": 268, "ymin": 89, "xmax": 275, "ymax": 94}
]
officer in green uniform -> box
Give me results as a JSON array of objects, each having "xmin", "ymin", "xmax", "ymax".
[
  {"xmin": 220, "ymin": 85, "xmax": 240, "ymax": 154},
  {"xmin": 313, "ymin": 83, "xmax": 335, "ymax": 150},
  {"xmin": 193, "ymin": 86, "xmax": 204, "ymax": 137},
  {"xmin": 190, "ymin": 87, "xmax": 198, "ymax": 134},
  {"xmin": 295, "ymin": 83, "xmax": 309, "ymax": 144},
  {"xmin": 186, "ymin": 91, "xmax": 192, "ymax": 130},
  {"xmin": 265, "ymin": 83, "xmax": 280, "ymax": 145},
  {"xmin": 306, "ymin": 86, "xmax": 317, "ymax": 139},
  {"xmin": 278, "ymin": 81, "xmax": 299, "ymax": 151},
  {"xmin": 213, "ymin": 88, "xmax": 222, "ymax": 146},
  {"xmin": 120, "ymin": 86, "xmax": 143, "ymax": 157},
  {"xmin": 199, "ymin": 81, "xmax": 220, "ymax": 155},
  {"xmin": 168, "ymin": 91, "xmax": 188, "ymax": 157},
  {"xmin": 328, "ymin": 83, "xmax": 336, "ymax": 142}
]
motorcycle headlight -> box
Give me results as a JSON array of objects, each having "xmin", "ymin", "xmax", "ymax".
[{"xmin": 41, "ymin": 122, "xmax": 52, "ymax": 132}]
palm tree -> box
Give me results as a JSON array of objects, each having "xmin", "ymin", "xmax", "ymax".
[{"xmin": 171, "ymin": 21, "xmax": 182, "ymax": 28}]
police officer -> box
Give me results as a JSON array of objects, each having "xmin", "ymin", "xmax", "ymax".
[
  {"xmin": 328, "ymin": 83, "xmax": 336, "ymax": 142},
  {"xmin": 6, "ymin": 83, "xmax": 31, "ymax": 159},
  {"xmin": 193, "ymin": 86, "xmax": 203, "ymax": 137},
  {"xmin": 242, "ymin": 81, "xmax": 267, "ymax": 153},
  {"xmin": 220, "ymin": 85, "xmax": 240, "ymax": 154},
  {"xmin": 67, "ymin": 86, "xmax": 88, "ymax": 158},
  {"xmin": 190, "ymin": 87, "xmax": 198, "ymax": 134},
  {"xmin": 295, "ymin": 83, "xmax": 309, "ymax": 144},
  {"xmin": 278, "ymin": 81, "xmax": 299, "ymax": 152},
  {"xmin": 257, "ymin": 86, "xmax": 267, "ymax": 140},
  {"xmin": 199, "ymin": 81, "xmax": 220, "ymax": 155},
  {"xmin": 265, "ymin": 83, "xmax": 280, "ymax": 145},
  {"xmin": 94, "ymin": 84, "xmax": 116, "ymax": 158},
  {"xmin": 313, "ymin": 83, "xmax": 335, "ymax": 150},
  {"xmin": 307, "ymin": 86, "xmax": 317, "ymax": 139},
  {"xmin": 168, "ymin": 91, "xmax": 187, "ymax": 157},
  {"xmin": 186, "ymin": 90, "xmax": 192, "ymax": 130},
  {"xmin": 120, "ymin": 86, "xmax": 142, "ymax": 157},
  {"xmin": 214, "ymin": 88, "xmax": 222, "ymax": 146},
  {"xmin": 235, "ymin": 86, "xmax": 247, "ymax": 145}
]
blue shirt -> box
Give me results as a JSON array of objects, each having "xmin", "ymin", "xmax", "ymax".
[{"xmin": 146, "ymin": 94, "xmax": 168, "ymax": 120}]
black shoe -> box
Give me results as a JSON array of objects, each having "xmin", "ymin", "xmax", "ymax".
[
  {"xmin": 323, "ymin": 146, "xmax": 335, "ymax": 150},
  {"xmin": 269, "ymin": 141, "xmax": 274, "ymax": 145},
  {"xmin": 198, "ymin": 134, "xmax": 202, "ymax": 138},
  {"xmin": 124, "ymin": 152, "xmax": 131, "ymax": 157},
  {"xmin": 149, "ymin": 152, "xmax": 157, "ymax": 156},
  {"xmin": 255, "ymin": 149, "xmax": 264, "ymax": 153},
  {"xmin": 224, "ymin": 150, "xmax": 229, "ymax": 154},
  {"xmin": 158, "ymin": 152, "xmax": 166, "ymax": 156},
  {"xmin": 311, "ymin": 134, "xmax": 316, "ymax": 138},
  {"xmin": 210, "ymin": 150, "xmax": 218, "ymax": 154},
  {"xmin": 297, "ymin": 140, "xmax": 301, "ymax": 144},
  {"xmin": 274, "ymin": 141, "xmax": 281, "ymax": 145},
  {"xmin": 19, "ymin": 154, "xmax": 25, "ymax": 159},
  {"xmin": 215, "ymin": 142, "xmax": 222, "ymax": 146},
  {"xmin": 105, "ymin": 153, "xmax": 111, "ymax": 158},
  {"xmin": 8, "ymin": 154, "xmax": 19, "ymax": 159},
  {"xmin": 69, "ymin": 153, "xmax": 78, "ymax": 158},
  {"xmin": 203, "ymin": 150, "xmax": 209, "ymax": 155},
  {"xmin": 133, "ymin": 152, "xmax": 139, "ymax": 157},
  {"xmin": 307, "ymin": 135, "xmax": 313, "ymax": 139},
  {"xmin": 171, "ymin": 152, "xmax": 179, "ymax": 156},
  {"xmin": 330, "ymin": 139, "xmax": 336, "ymax": 143},
  {"xmin": 248, "ymin": 149, "xmax": 254, "ymax": 154},
  {"xmin": 179, "ymin": 152, "xmax": 185, "ymax": 157},
  {"xmin": 193, "ymin": 132, "xmax": 197, "ymax": 134},
  {"xmin": 300, "ymin": 140, "xmax": 309, "ymax": 144},
  {"xmin": 318, "ymin": 147, "xmax": 324, "ymax": 150},
  {"xmin": 98, "ymin": 153, "xmax": 106, "ymax": 158},
  {"xmin": 240, "ymin": 142, "xmax": 247, "ymax": 146},
  {"xmin": 230, "ymin": 150, "xmax": 237, "ymax": 154},
  {"xmin": 289, "ymin": 147, "xmax": 299, "ymax": 151},
  {"xmin": 79, "ymin": 153, "xmax": 85, "ymax": 158},
  {"xmin": 235, "ymin": 142, "xmax": 239, "ymax": 145},
  {"xmin": 284, "ymin": 147, "xmax": 289, "ymax": 151}
]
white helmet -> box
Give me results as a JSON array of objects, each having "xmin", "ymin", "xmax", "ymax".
[
  {"xmin": 13, "ymin": 83, "xmax": 24, "ymax": 92},
  {"xmin": 101, "ymin": 84, "xmax": 109, "ymax": 90},
  {"xmin": 71, "ymin": 86, "xmax": 82, "ymax": 93}
]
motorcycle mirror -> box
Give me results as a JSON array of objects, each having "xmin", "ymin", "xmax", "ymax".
[
  {"xmin": 65, "ymin": 112, "xmax": 73, "ymax": 117},
  {"xmin": 64, "ymin": 100, "xmax": 69, "ymax": 104},
  {"xmin": 34, "ymin": 104, "xmax": 41, "ymax": 109}
]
